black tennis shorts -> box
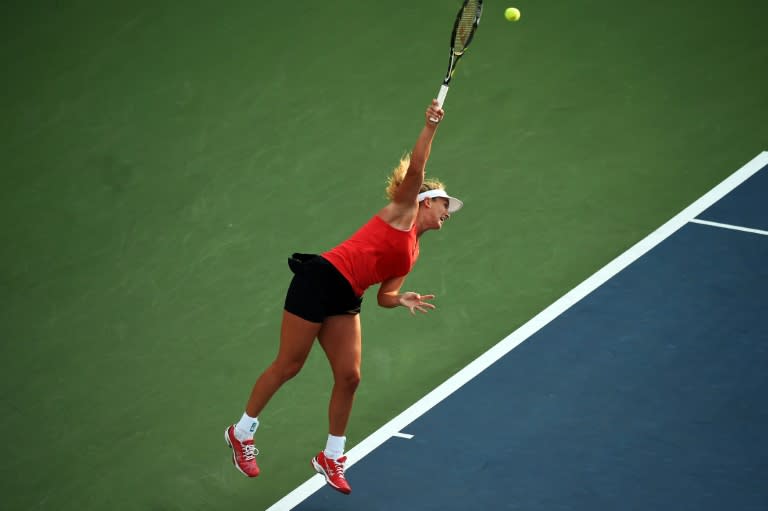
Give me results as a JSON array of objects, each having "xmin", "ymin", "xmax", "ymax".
[{"xmin": 283, "ymin": 253, "xmax": 363, "ymax": 323}]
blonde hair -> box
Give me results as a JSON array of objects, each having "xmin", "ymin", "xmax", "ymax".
[{"xmin": 385, "ymin": 153, "xmax": 445, "ymax": 201}]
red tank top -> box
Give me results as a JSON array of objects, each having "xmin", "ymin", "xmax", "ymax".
[{"xmin": 322, "ymin": 215, "xmax": 420, "ymax": 297}]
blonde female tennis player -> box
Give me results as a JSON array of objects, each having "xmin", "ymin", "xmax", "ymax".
[{"xmin": 225, "ymin": 99, "xmax": 462, "ymax": 494}]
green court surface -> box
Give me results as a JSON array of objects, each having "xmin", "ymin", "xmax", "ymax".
[{"xmin": 1, "ymin": 1, "xmax": 766, "ymax": 509}]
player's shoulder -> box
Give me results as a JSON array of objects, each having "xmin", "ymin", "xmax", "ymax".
[{"xmin": 377, "ymin": 203, "xmax": 416, "ymax": 232}]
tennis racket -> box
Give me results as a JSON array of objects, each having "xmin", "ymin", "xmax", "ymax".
[{"xmin": 430, "ymin": 0, "xmax": 483, "ymax": 121}]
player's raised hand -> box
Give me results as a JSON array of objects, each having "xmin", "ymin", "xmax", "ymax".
[{"xmin": 426, "ymin": 100, "xmax": 444, "ymax": 126}]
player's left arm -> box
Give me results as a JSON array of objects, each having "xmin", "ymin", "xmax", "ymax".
[{"xmin": 378, "ymin": 276, "xmax": 436, "ymax": 314}]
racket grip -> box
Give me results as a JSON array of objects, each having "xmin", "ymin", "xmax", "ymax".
[
  {"xmin": 430, "ymin": 85, "xmax": 450, "ymax": 123},
  {"xmin": 436, "ymin": 84, "xmax": 450, "ymax": 108}
]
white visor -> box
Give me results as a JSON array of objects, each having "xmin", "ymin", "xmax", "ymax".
[{"xmin": 416, "ymin": 189, "xmax": 463, "ymax": 213}]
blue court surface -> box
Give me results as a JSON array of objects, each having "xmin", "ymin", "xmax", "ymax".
[{"xmin": 272, "ymin": 153, "xmax": 768, "ymax": 511}]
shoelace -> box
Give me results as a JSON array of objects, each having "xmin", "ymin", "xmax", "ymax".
[
  {"xmin": 241, "ymin": 443, "xmax": 258, "ymax": 461},
  {"xmin": 328, "ymin": 458, "xmax": 346, "ymax": 477}
]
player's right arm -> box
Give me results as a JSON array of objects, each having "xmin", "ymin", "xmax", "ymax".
[
  {"xmin": 379, "ymin": 101, "xmax": 444, "ymax": 229},
  {"xmin": 392, "ymin": 100, "xmax": 444, "ymax": 206}
]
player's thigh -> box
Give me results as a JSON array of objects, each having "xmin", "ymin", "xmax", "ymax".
[
  {"xmin": 275, "ymin": 310, "xmax": 322, "ymax": 368},
  {"xmin": 317, "ymin": 314, "xmax": 362, "ymax": 373}
]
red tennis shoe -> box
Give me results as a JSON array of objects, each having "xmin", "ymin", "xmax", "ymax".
[
  {"xmin": 311, "ymin": 451, "xmax": 351, "ymax": 494},
  {"xmin": 224, "ymin": 425, "xmax": 260, "ymax": 477}
]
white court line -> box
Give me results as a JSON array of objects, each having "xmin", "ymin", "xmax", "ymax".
[
  {"xmin": 392, "ymin": 432, "xmax": 414, "ymax": 440},
  {"xmin": 266, "ymin": 151, "xmax": 768, "ymax": 511},
  {"xmin": 690, "ymin": 218, "xmax": 768, "ymax": 237}
]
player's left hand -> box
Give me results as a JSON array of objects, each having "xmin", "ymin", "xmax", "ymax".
[{"xmin": 399, "ymin": 292, "xmax": 436, "ymax": 314}]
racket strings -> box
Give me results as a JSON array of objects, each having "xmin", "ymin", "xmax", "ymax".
[{"xmin": 453, "ymin": 0, "xmax": 480, "ymax": 53}]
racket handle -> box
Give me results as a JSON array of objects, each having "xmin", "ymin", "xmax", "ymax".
[
  {"xmin": 430, "ymin": 85, "xmax": 450, "ymax": 123},
  {"xmin": 436, "ymin": 84, "xmax": 450, "ymax": 108}
]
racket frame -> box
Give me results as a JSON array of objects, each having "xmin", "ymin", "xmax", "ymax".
[{"xmin": 432, "ymin": 0, "xmax": 483, "ymax": 119}]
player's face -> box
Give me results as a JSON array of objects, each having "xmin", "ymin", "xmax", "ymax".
[{"xmin": 433, "ymin": 198, "xmax": 450, "ymax": 229}]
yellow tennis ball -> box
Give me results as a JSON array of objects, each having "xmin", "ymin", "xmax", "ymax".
[{"xmin": 504, "ymin": 7, "xmax": 521, "ymax": 22}]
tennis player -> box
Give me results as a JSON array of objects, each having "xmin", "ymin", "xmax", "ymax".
[{"xmin": 225, "ymin": 99, "xmax": 462, "ymax": 494}]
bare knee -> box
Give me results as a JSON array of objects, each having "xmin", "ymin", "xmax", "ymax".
[
  {"xmin": 335, "ymin": 369, "xmax": 361, "ymax": 392},
  {"xmin": 270, "ymin": 359, "xmax": 305, "ymax": 383}
]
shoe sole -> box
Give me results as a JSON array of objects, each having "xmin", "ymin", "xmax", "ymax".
[
  {"xmin": 225, "ymin": 427, "xmax": 258, "ymax": 478},
  {"xmin": 311, "ymin": 457, "xmax": 351, "ymax": 495}
]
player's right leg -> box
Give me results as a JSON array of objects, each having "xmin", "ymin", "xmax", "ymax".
[{"xmin": 226, "ymin": 310, "xmax": 321, "ymax": 477}]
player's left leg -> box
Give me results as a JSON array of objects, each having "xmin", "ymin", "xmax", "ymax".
[
  {"xmin": 311, "ymin": 313, "xmax": 362, "ymax": 494},
  {"xmin": 319, "ymin": 313, "xmax": 362, "ymax": 435}
]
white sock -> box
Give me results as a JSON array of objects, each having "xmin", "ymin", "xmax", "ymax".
[
  {"xmin": 324, "ymin": 434, "xmax": 346, "ymax": 460},
  {"xmin": 234, "ymin": 412, "xmax": 259, "ymax": 441}
]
